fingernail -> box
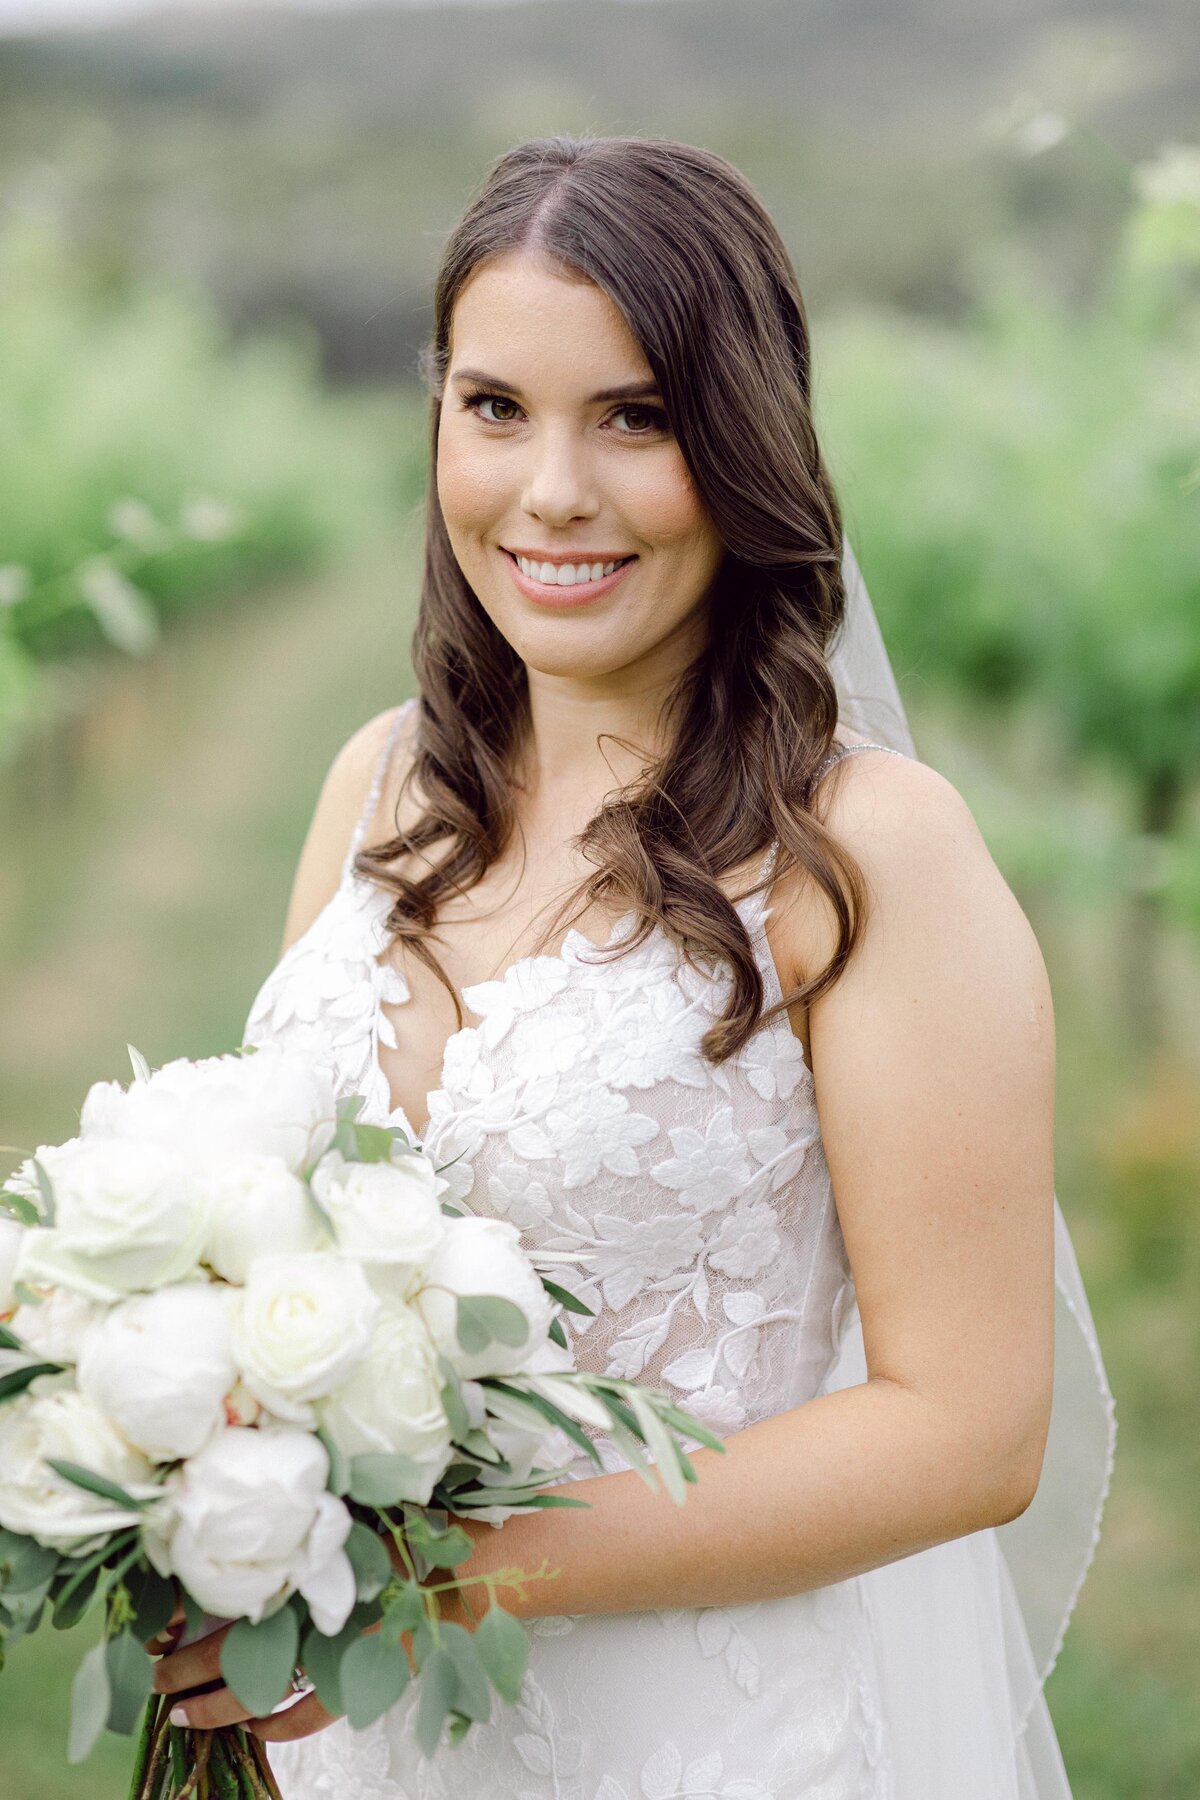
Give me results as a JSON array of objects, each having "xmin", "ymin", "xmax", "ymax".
[{"xmin": 169, "ymin": 1706, "xmax": 189, "ymax": 1727}]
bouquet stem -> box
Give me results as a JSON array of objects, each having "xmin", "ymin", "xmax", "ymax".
[{"xmin": 127, "ymin": 1698, "xmax": 286, "ymax": 1800}]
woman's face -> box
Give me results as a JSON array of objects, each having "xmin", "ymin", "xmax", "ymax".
[{"xmin": 436, "ymin": 250, "xmax": 726, "ymax": 691}]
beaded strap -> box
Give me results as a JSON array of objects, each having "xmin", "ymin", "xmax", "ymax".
[
  {"xmin": 341, "ymin": 697, "xmax": 417, "ymax": 881},
  {"xmin": 755, "ymin": 741, "xmax": 908, "ymax": 889}
]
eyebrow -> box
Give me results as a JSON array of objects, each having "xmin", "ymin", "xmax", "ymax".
[{"xmin": 449, "ymin": 368, "xmax": 663, "ymax": 405}]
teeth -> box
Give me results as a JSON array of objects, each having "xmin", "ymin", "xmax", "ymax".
[{"xmin": 515, "ymin": 555, "xmax": 624, "ymax": 585}]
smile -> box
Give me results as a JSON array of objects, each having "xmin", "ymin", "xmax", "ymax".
[{"xmin": 500, "ymin": 548, "xmax": 638, "ymax": 606}]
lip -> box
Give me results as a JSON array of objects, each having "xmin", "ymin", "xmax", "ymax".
[{"xmin": 500, "ymin": 547, "xmax": 637, "ymax": 607}]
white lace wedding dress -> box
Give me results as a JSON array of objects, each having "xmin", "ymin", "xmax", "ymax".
[{"xmin": 244, "ymin": 698, "xmax": 1113, "ymax": 1800}]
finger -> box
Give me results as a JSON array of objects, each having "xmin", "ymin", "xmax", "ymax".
[
  {"xmin": 152, "ymin": 1621, "xmax": 231, "ymax": 1696},
  {"xmin": 167, "ymin": 1684, "xmax": 255, "ymax": 1732},
  {"xmin": 246, "ymin": 1693, "xmax": 340, "ymax": 1743}
]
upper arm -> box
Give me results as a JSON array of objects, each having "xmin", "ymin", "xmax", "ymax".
[
  {"xmin": 278, "ymin": 704, "xmax": 409, "ymax": 958},
  {"xmin": 782, "ymin": 754, "xmax": 1057, "ymax": 1516}
]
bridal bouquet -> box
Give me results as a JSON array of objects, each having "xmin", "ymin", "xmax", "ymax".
[{"xmin": 0, "ymin": 1042, "xmax": 721, "ymax": 1798}]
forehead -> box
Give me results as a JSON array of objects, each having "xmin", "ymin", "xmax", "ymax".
[{"xmin": 449, "ymin": 251, "xmax": 652, "ymax": 387}]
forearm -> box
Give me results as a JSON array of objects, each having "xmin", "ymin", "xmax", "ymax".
[{"xmin": 417, "ymin": 1376, "xmax": 1036, "ymax": 1624}]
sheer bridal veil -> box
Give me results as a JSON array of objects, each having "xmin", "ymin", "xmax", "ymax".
[{"xmin": 822, "ymin": 540, "xmax": 1118, "ymax": 1799}]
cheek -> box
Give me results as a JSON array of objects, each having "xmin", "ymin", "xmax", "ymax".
[
  {"xmin": 616, "ymin": 454, "xmax": 710, "ymax": 553},
  {"xmin": 435, "ymin": 426, "xmax": 505, "ymax": 537}
]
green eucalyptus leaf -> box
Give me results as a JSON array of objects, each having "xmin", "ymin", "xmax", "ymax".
[
  {"xmin": 219, "ymin": 1608, "xmax": 299, "ymax": 1717},
  {"xmin": 181, "ymin": 1586, "xmax": 205, "ymax": 1640},
  {"xmin": 453, "ymin": 1296, "xmax": 491, "ymax": 1356},
  {"xmin": 347, "ymin": 1451, "xmax": 426, "ymax": 1507},
  {"xmin": 105, "ymin": 1628, "xmax": 154, "ymax": 1736},
  {"xmin": 340, "ymin": 1628, "xmax": 411, "ymax": 1728},
  {"xmin": 123, "ymin": 1563, "xmax": 176, "ymax": 1643},
  {"xmin": 0, "ymin": 1190, "xmax": 39, "ymax": 1227},
  {"xmin": 473, "ymin": 1603, "xmax": 529, "ymax": 1706},
  {"xmin": 378, "ymin": 1578, "xmax": 425, "ymax": 1645},
  {"xmin": 315, "ymin": 1424, "xmax": 350, "ymax": 1498},
  {"xmin": 51, "ymin": 1564, "xmax": 101, "ymax": 1629},
  {"xmin": 67, "ymin": 1639, "xmax": 111, "ymax": 1764},
  {"xmin": 400, "ymin": 1513, "xmax": 473, "ymax": 1569},
  {"xmin": 345, "ymin": 1522, "xmax": 392, "ymax": 1603},
  {"xmin": 348, "ymin": 1122, "xmax": 401, "ymax": 1164},
  {"xmin": 436, "ymin": 1360, "xmax": 472, "ymax": 1441},
  {"xmin": 2, "ymin": 1535, "xmax": 60, "ymax": 1593},
  {"xmin": 299, "ymin": 1619, "xmax": 358, "ymax": 1716},
  {"xmin": 439, "ymin": 1621, "xmax": 490, "ymax": 1722},
  {"xmin": 5, "ymin": 1573, "xmax": 54, "ymax": 1635},
  {"xmin": 414, "ymin": 1644, "xmax": 459, "ymax": 1757},
  {"xmin": 460, "ymin": 1296, "xmax": 536, "ymax": 1353},
  {"xmin": 31, "ymin": 1158, "xmax": 56, "ymax": 1226}
]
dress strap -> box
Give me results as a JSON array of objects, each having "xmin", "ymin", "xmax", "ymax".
[
  {"xmin": 752, "ymin": 741, "xmax": 909, "ymax": 895},
  {"xmin": 341, "ymin": 697, "xmax": 417, "ymax": 883},
  {"xmin": 808, "ymin": 739, "xmax": 908, "ymax": 793}
]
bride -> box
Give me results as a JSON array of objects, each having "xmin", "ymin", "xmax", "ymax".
[{"xmin": 151, "ymin": 134, "xmax": 1115, "ymax": 1797}]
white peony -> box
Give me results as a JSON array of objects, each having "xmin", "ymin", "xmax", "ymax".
[
  {"xmin": 77, "ymin": 1282, "xmax": 236, "ymax": 1463},
  {"xmin": 0, "ymin": 1216, "xmax": 25, "ymax": 1312},
  {"xmin": 310, "ymin": 1148, "xmax": 444, "ymax": 1289},
  {"xmin": 14, "ymin": 1138, "xmax": 209, "ymax": 1303},
  {"xmin": 9, "ymin": 1288, "xmax": 108, "ymax": 1364},
  {"xmin": 80, "ymin": 1044, "xmax": 338, "ymax": 1177},
  {"xmin": 318, "ymin": 1300, "xmax": 452, "ymax": 1503},
  {"xmin": 154, "ymin": 1425, "xmax": 355, "ymax": 1632},
  {"xmin": 0, "ymin": 1385, "xmax": 162, "ymax": 1551},
  {"xmin": 231, "ymin": 1253, "xmax": 378, "ymax": 1426},
  {"xmin": 203, "ymin": 1154, "xmax": 329, "ymax": 1284},
  {"xmin": 413, "ymin": 1215, "xmax": 555, "ymax": 1380}
]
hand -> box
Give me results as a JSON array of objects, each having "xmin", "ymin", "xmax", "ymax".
[{"xmin": 148, "ymin": 1604, "xmax": 343, "ymax": 1744}]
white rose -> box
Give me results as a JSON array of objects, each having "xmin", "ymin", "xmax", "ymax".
[
  {"xmin": 318, "ymin": 1301, "xmax": 452, "ymax": 1503},
  {"xmin": 7, "ymin": 1139, "xmax": 83, "ymax": 1220},
  {"xmin": 81, "ymin": 1044, "xmax": 338, "ymax": 1176},
  {"xmin": 231, "ymin": 1253, "xmax": 378, "ymax": 1425},
  {"xmin": 0, "ymin": 1217, "xmax": 25, "ymax": 1311},
  {"xmin": 310, "ymin": 1149, "xmax": 444, "ymax": 1289},
  {"xmin": 413, "ymin": 1216, "xmax": 554, "ymax": 1380},
  {"xmin": 77, "ymin": 1282, "xmax": 236, "ymax": 1463},
  {"xmin": 160, "ymin": 1425, "xmax": 355, "ymax": 1632},
  {"xmin": 203, "ymin": 1155, "xmax": 329, "ymax": 1284},
  {"xmin": 9, "ymin": 1289, "xmax": 108, "ymax": 1363},
  {"xmin": 0, "ymin": 1385, "xmax": 161, "ymax": 1551},
  {"xmin": 14, "ymin": 1139, "xmax": 209, "ymax": 1303}
]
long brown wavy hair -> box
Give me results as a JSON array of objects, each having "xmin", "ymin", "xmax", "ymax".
[{"xmin": 355, "ymin": 132, "xmax": 868, "ymax": 1062}]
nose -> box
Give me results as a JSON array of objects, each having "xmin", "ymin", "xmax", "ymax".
[{"xmin": 520, "ymin": 422, "xmax": 600, "ymax": 529}]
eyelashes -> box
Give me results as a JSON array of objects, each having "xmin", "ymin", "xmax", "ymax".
[{"xmin": 457, "ymin": 387, "xmax": 670, "ymax": 439}]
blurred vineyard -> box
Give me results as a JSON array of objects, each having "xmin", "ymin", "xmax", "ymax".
[{"xmin": 0, "ymin": 3, "xmax": 1198, "ymax": 1791}]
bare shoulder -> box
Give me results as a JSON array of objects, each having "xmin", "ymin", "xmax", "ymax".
[
  {"xmin": 277, "ymin": 700, "xmax": 417, "ymax": 957},
  {"xmin": 775, "ymin": 745, "xmax": 1050, "ymax": 1017}
]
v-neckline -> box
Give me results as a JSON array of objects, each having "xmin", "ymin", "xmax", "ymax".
[{"xmin": 357, "ymin": 864, "xmax": 780, "ymax": 1147}]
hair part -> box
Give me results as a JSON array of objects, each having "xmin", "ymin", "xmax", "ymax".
[{"xmin": 355, "ymin": 132, "xmax": 868, "ymax": 1061}]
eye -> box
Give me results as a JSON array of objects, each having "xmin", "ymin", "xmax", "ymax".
[
  {"xmin": 610, "ymin": 404, "xmax": 669, "ymax": 437},
  {"xmin": 461, "ymin": 390, "xmax": 521, "ymax": 424}
]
